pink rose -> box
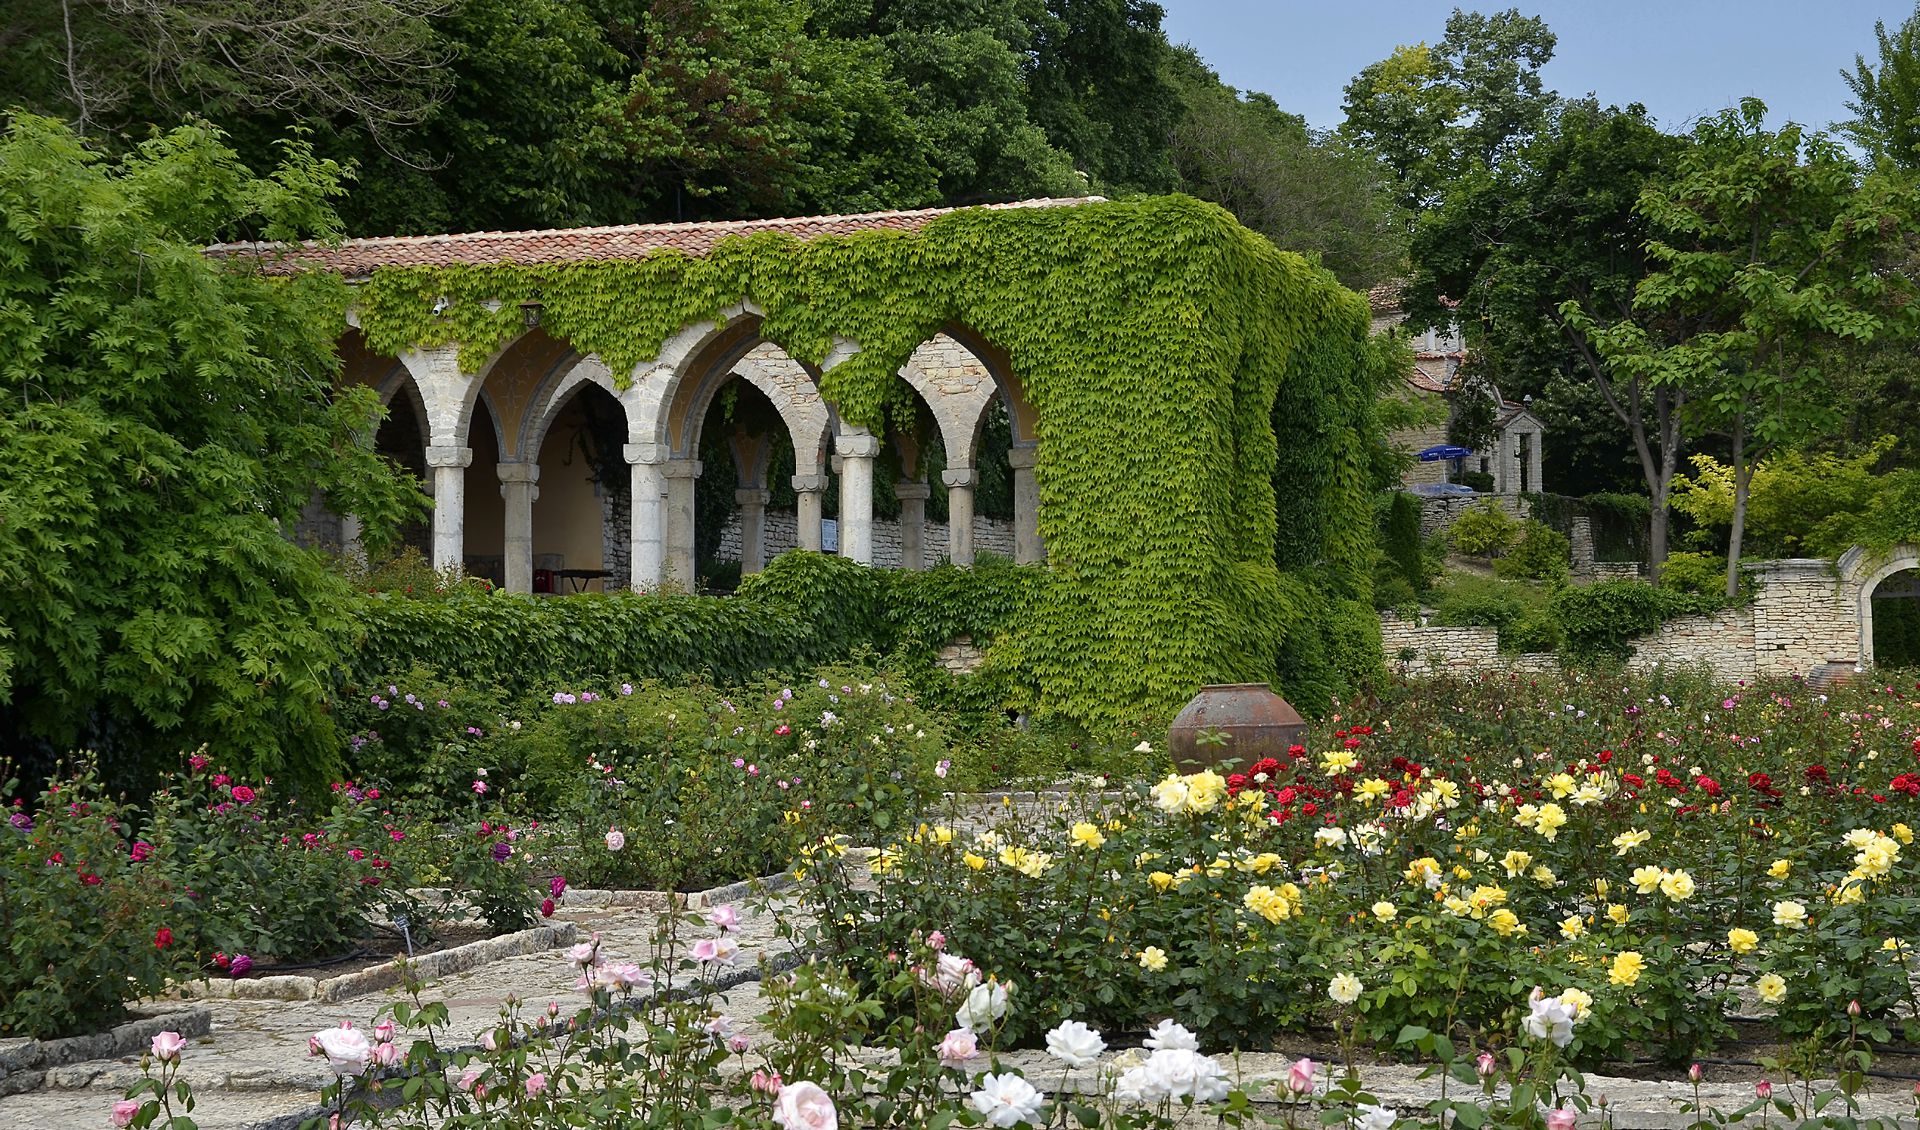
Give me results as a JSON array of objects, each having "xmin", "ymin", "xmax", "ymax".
[
  {"xmin": 459, "ymin": 1065, "xmax": 485, "ymax": 1093},
  {"xmin": 707, "ymin": 903, "xmax": 741, "ymax": 932},
  {"xmin": 111, "ymin": 1099, "xmax": 142, "ymax": 1127},
  {"xmin": 370, "ymin": 1041, "xmax": 404, "ymax": 1068},
  {"xmin": 1285, "ymin": 1056, "xmax": 1316, "ymax": 1096},
  {"xmin": 150, "ymin": 1031, "xmax": 186, "ymax": 1063},
  {"xmin": 525, "ymin": 1072, "xmax": 548, "ymax": 1097},
  {"xmin": 373, "ymin": 1019, "xmax": 395, "ymax": 1044},
  {"xmin": 605, "ymin": 829, "xmax": 626, "ymax": 852},
  {"xmin": 772, "ymin": 1080, "xmax": 838, "ymax": 1130},
  {"xmin": 1546, "ymin": 1109, "xmax": 1578, "ymax": 1130},
  {"xmin": 937, "ymin": 1027, "xmax": 980, "ymax": 1067},
  {"xmin": 751, "ymin": 1069, "xmax": 783, "ymax": 1096},
  {"xmin": 312, "ymin": 1025, "xmax": 371, "ymax": 1076}
]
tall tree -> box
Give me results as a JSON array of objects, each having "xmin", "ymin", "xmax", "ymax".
[
  {"xmin": 0, "ymin": 115, "xmax": 425, "ymax": 785},
  {"xmin": 1165, "ymin": 47, "xmax": 1404, "ymax": 287},
  {"xmin": 1579, "ymin": 100, "xmax": 1920, "ymax": 596},
  {"xmin": 1027, "ymin": 0, "xmax": 1180, "ymax": 194},
  {"xmin": 1842, "ymin": 2, "xmax": 1920, "ymax": 171},
  {"xmin": 1409, "ymin": 100, "xmax": 1689, "ymax": 570},
  {"xmin": 1340, "ymin": 7, "xmax": 1557, "ymax": 213}
]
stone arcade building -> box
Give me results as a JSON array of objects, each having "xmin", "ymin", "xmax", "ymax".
[{"xmin": 265, "ymin": 202, "xmax": 1074, "ymax": 593}]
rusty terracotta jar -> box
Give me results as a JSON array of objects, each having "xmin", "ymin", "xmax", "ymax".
[{"xmin": 1167, "ymin": 683, "xmax": 1308, "ymax": 776}]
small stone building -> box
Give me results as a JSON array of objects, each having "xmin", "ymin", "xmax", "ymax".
[{"xmin": 1369, "ymin": 284, "xmax": 1545, "ymax": 496}]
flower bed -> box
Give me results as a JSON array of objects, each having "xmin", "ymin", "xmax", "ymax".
[{"xmin": 798, "ymin": 669, "xmax": 1920, "ymax": 1064}]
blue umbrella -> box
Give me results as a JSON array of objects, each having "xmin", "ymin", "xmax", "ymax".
[{"xmin": 1417, "ymin": 444, "xmax": 1474, "ymax": 462}]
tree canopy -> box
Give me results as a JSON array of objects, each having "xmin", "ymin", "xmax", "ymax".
[{"xmin": 0, "ymin": 115, "xmax": 423, "ymax": 787}]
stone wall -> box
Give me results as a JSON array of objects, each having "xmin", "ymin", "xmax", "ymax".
[
  {"xmin": 1751, "ymin": 559, "xmax": 1854, "ymax": 675},
  {"xmin": 1418, "ymin": 495, "xmax": 1529, "ymax": 539},
  {"xmin": 1625, "ymin": 606, "xmax": 1757, "ymax": 681},
  {"xmin": 715, "ymin": 509, "xmax": 1017, "ymax": 570},
  {"xmin": 937, "ymin": 637, "xmax": 987, "ymax": 674}
]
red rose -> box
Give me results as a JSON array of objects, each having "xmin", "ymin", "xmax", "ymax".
[
  {"xmin": 230, "ymin": 785, "xmax": 256, "ymax": 805},
  {"xmin": 154, "ymin": 927, "xmax": 173, "ymax": 949},
  {"xmin": 541, "ymin": 898, "xmax": 555, "ymax": 918}
]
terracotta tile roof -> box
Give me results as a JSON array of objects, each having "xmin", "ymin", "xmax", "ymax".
[
  {"xmin": 1405, "ymin": 351, "xmax": 1465, "ymax": 394},
  {"xmin": 1367, "ymin": 281, "xmax": 1404, "ymax": 314},
  {"xmin": 210, "ymin": 197, "xmax": 1105, "ymax": 277}
]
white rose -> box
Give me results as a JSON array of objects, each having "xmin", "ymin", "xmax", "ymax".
[
  {"xmin": 1328, "ymin": 973, "xmax": 1363, "ymax": 1005},
  {"xmin": 312, "ymin": 1026, "xmax": 371, "ymax": 1077},
  {"xmin": 605, "ymin": 829, "xmax": 627, "ymax": 852},
  {"xmin": 772, "ymin": 1080, "xmax": 838, "ymax": 1130},
  {"xmin": 1044, "ymin": 1019, "xmax": 1106, "ymax": 1068},
  {"xmin": 956, "ymin": 981, "xmax": 1011, "ymax": 1031},
  {"xmin": 970, "ymin": 1072, "xmax": 1046, "ymax": 1127},
  {"xmin": 1143, "ymin": 1018, "xmax": 1198, "ymax": 1051},
  {"xmin": 1356, "ymin": 1103, "xmax": 1398, "ymax": 1130},
  {"xmin": 937, "ymin": 1027, "xmax": 980, "ymax": 1067}
]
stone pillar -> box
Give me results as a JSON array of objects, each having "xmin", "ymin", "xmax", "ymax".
[
  {"xmin": 837, "ymin": 433, "xmax": 880, "ymax": 565},
  {"xmin": 1528, "ymin": 430, "xmax": 1545, "ymax": 494},
  {"xmin": 736, "ymin": 488, "xmax": 772, "ymax": 574},
  {"xmin": 663, "ymin": 459, "xmax": 701, "ymax": 587},
  {"xmin": 942, "ymin": 467, "xmax": 977, "ymax": 566},
  {"xmin": 1498, "ymin": 431, "xmax": 1520, "ymax": 495},
  {"xmin": 895, "ymin": 481, "xmax": 931, "ymax": 570},
  {"xmin": 425, "ymin": 445, "xmax": 472, "ymax": 573},
  {"xmin": 1570, "ymin": 516, "xmax": 1595, "ymax": 581},
  {"xmin": 624, "ymin": 444, "xmax": 667, "ymax": 590},
  {"xmin": 1008, "ymin": 443, "xmax": 1044, "ymax": 565},
  {"xmin": 497, "ymin": 462, "xmax": 540, "ymax": 593},
  {"xmin": 793, "ymin": 474, "xmax": 827, "ymax": 551}
]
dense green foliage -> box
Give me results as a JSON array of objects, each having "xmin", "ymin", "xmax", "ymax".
[
  {"xmin": 1550, "ymin": 580, "xmax": 1725, "ymax": 661},
  {"xmin": 353, "ymin": 196, "xmax": 1380, "ymax": 731},
  {"xmin": 0, "ymin": 117, "xmax": 424, "ymax": 789},
  {"xmin": 1843, "ymin": 2, "xmax": 1920, "ymax": 170},
  {"xmin": 1428, "ymin": 574, "xmax": 1559, "ymax": 654},
  {"xmin": 1494, "ymin": 520, "xmax": 1570, "ymax": 583}
]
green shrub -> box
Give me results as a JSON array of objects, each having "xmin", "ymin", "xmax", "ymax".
[
  {"xmin": 1458, "ymin": 469, "xmax": 1495, "ymax": 492},
  {"xmin": 1, "ymin": 765, "xmax": 190, "ymax": 1038},
  {"xmin": 1381, "ymin": 492, "xmax": 1425, "ymax": 592},
  {"xmin": 1657, "ymin": 550, "xmax": 1725, "ymax": 596},
  {"xmin": 1448, "ymin": 501, "xmax": 1519, "ymax": 557},
  {"xmin": 1431, "ymin": 575, "xmax": 1556, "ymax": 653},
  {"xmin": 1494, "ymin": 520, "xmax": 1571, "ymax": 582},
  {"xmin": 1550, "ymin": 580, "xmax": 1723, "ymax": 661}
]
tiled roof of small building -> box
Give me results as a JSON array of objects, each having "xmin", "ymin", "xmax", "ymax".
[{"xmin": 210, "ymin": 197, "xmax": 1105, "ymax": 277}]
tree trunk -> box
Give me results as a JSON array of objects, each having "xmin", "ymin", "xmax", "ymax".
[{"xmin": 1726, "ymin": 418, "xmax": 1748, "ymax": 599}]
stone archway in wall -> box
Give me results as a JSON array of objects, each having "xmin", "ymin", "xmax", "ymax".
[{"xmin": 1840, "ymin": 544, "xmax": 1920, "ymax": 669}]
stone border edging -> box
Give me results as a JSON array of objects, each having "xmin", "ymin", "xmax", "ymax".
[
  {"xmin": 0, "ymin": 1006, "xmax": 210, "ymax": 1098},
  {"xmin": 172, "ymin": 924, "xmax": 578, "ymax": 1004}
]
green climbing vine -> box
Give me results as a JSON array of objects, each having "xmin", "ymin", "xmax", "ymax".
[{"xmin": 353, "ymin": 196, "xmax": 1380, "ymax": 732}]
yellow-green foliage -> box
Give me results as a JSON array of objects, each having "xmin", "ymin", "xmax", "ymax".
[{"xmin": 354, "ymin": 196, "xmax": 1378, "ymax": 731}]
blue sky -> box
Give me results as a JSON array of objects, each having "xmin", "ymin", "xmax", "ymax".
[{"xmin": 1159, "ymin": 1, "xmax": 1917, "ymax": 136}]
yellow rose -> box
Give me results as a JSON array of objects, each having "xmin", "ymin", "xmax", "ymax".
[
  {"xmin": 1559, "ymin": 915, "xmax": 1585, "ymax": 940},
  {"xmin": 1611, "ymin": 829, "xmax": 1650, "ymax": 855},
  {"xmin": 1609, "ymin": 950, "xmax": 1646, "ymax": 987},
  {"xmin": 1767, "ymin": 859, "xmax": 1791, "ymax": 879},
  {"xmin": 1501, "ymin": 850, "xmax": 1533, "ymax": 877},
  {"xmin": 1754, "ymin": 972, "xmax": 1787, "ymax": 1003},
  {"xmin": 1895, "ymin": 823, "xmax": 1915, "ymax": 846},
  {"xmin": 1069, "ymin": 822, "xmax": 1106, "ymax": 850},
  {"xmin": 1772, "ymin": 900, "xmax": 1808, "ymax": 928},
  {"xmin": 1630, "ymin": 865, "xmax": 1664, "ymax": 894},
  {"xmin": 1148, "ymin": 871, "xmax": 1176, "ymax": 892},
  {"xmin": 1487, "ymin": 908, "xmax": 1521, "ymax": 937},
  {"xmin": 1659, "ymin": 870, "xmax": 1696, "ymax": 902},
  {"xmin": 1533, "ymin": 803, "xmax": 1568, "ymax": 840},
  {"xmin": 1728, "ymin": 928, "xmax": 1759, "ymax": 954},
  {"xmin": 1244, "ymin": 884, "xmax": 1297, "ymax": 924},
  {"xmin": 1355, "ymin": 777, "xmax": 1392, "ymax": 801},
  {"xmin": 1372, "ymin": 901, "xmax": 1398, "ymax": 922},
  {"xmin": 1138, "ymin": 946, "xmax": 1168, "ymax": 972},
  {"xmin": 1532, "ymin": 865, "xmax": 1557, "ymax": 888},
  {"xmin": 1559, "ymin": 987, "xmax": 1593, "ymax": 1019},
  {"xmin": 1606, "ymin": 903, "xmax": 1631, "ymax": 926},
  {"xmin": 1546, "ymin": 772, "xmax": 1576, "ymax": 798},
  {"xmin": 963, "ymin": 852, "xmax": 988, "ymax": 871}
]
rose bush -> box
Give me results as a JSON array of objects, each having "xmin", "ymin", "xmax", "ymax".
[
  {"xmin": 800, "ymin": 668, "xmax": 1920, "ymax": 1062},
  {"xmin": 1, "ymin": 765, "xmax": 189, "ymax": 1038}
]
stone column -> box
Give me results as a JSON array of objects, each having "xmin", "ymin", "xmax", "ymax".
[
  {"xmin": 1008, "ymin": 444, "xmax": 1044, "ymax": 565},
  {"xmin": 837, "ymin": 433, "xmax": 880, "ymax": 564},
  {"xmin": 942, "ymin": 467, "xmax": 976, "ymax": 566},
  {"xmin": 497, "ymin": 462, "xmax": 541, "ymax": 593},
  {"xmin": 1528, "ymin": 429, "xmax": 1545, "ymax": 494},
  {"xmin": 624, "ymin": 444, "xmax": 667, "ymax": 591},
  {"xmin": 736, "ymin": 488, "xmax": 772, "ymax": 574},
  {"xmin": 425, "ymin": 445, "xmax": 472, "ymax": 573},
  {"xmin": 1570, "ymin": 516, "xmax": 1596, "ymax": 581},
  {"xmin": 793, "ymin": 474, "xmax": 827, "ymax": 551},
  {"xmin": 895, "ymin": 481, "xmax": 931, "ymax": 570},
  {"xmin": 663, "ymin": 459, "xmax": 702, "ymax": 587}
]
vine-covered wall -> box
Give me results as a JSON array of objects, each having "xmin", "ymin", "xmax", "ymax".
[{"xmin": 352, "ymin": 196, "xmax": 1380, "ymax": 731}]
